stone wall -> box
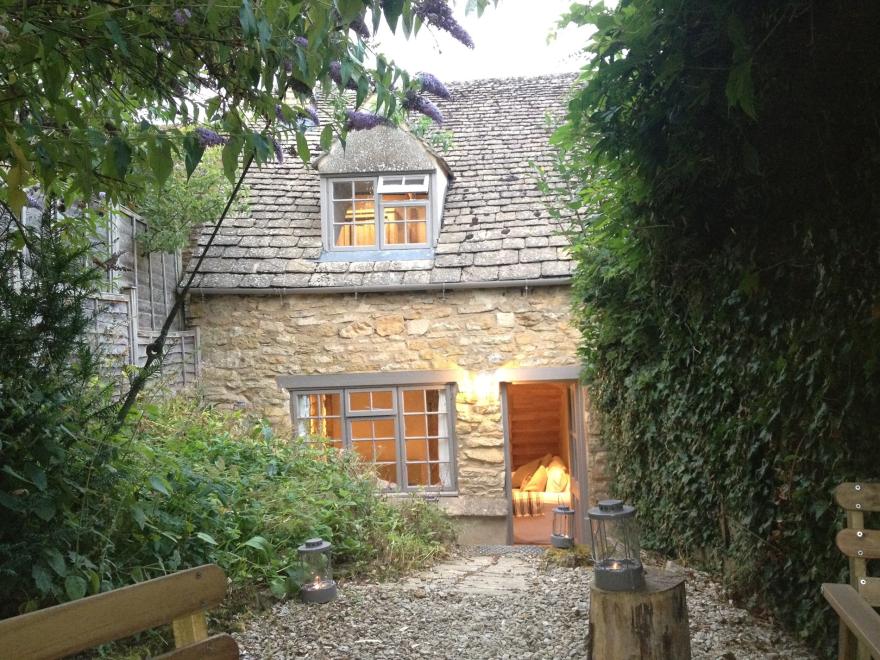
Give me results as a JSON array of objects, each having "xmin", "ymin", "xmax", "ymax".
[{"xmin": 187, "ymin": 285, "xmax": 609, "ymax": 519}]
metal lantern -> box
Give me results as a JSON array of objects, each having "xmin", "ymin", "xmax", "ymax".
[
  {"xmin": 297, "ymin": 538, "xmax": 337, "ymax": 604},
  {"xmin": 551, "ymin": 505, "xmax": 576, "ymax": 548},
  {"xmin": 588, "ymin": 499, "xmax": 644, "ymax": 591}
]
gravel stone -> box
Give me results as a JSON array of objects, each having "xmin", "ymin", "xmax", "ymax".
[{"xmin": 234, "ymin": 549, "xmax": 816, "ymax": 659}]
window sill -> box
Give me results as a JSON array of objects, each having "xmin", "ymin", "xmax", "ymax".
[
  {"xmin": 383, "ymin": 490, "xmax": 459, "ymax": 498},
  {"xmin": 319, "ymin": 247, "xmax": 434, "ymax": 262}
]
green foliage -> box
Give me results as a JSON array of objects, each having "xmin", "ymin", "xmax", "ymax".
[
  {"xmin": 135, "ymin": 151, "xmax": 249, "ymax": 253},
  {"xmin": 0, "ymin": 211, "xmax": 117, "ymax": 613},
  {"xmin": 0, "ymin": 0, "xmax": 480, "ymax": 212},
  {"xmin": 554, "ymin": 1, "xmax": 880, "ymax": 653},
  {"xmin": 0, "ymin": 388, "xmax": 455, "ymax": 616},
  {"xmin": 107, "ymin": 397, "xmax": 455, "ymax": 597}
]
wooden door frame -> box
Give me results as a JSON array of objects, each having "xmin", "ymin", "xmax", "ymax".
[{"xmin": 499, "ymin": 367, "xmax": 589, "ymax": 545}]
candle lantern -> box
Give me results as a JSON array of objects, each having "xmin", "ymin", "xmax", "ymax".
[
  {"xmin": 588, "ymin": 499, "xmax": 644, "ymax": 591},
  {"xmin": 551, "ymin": 505, "xmax": 576, "ymax": 548},
  {"xmin": 297, "ymin": 538, "xmax": 337, "ymax": 603}
]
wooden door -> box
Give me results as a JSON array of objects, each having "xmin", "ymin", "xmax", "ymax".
[{"xmin": 566, "ymin": 382, "xmax": 589, "ymax": 544}]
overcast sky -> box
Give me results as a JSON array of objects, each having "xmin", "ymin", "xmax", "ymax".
[{"xmin": 371, "ymin": 0, "xmax": 591, "ymax": 82}]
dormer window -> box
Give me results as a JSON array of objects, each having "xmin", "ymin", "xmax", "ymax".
[{"xmin": 326, "ymin": 174, "xmax": 431, "ymax": 250}]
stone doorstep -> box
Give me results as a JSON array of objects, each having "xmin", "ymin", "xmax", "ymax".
[{"xmin": 400, "ymin": 554, "xmax": 532, "ymax": 594}]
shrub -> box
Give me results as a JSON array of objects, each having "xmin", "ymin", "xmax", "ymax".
[
  {"xmin": 553, "ymin": 1, "xmax": 880, "ymax": 654},
  {"xmin": 73, "ymin": 396, "xmax": 455, "ymax": 601}
]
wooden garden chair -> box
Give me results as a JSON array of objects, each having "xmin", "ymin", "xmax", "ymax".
[
  {"xmin": 822, "ymin": 482, "xmax": 880, "ymax": 660},
  {"xmin": 0, "ymin": 564, "xmax": 238, "ymax": 660}
]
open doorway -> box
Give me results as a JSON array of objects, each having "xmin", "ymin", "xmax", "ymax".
[{"xmin": 504, "ymin": 380, "xmax": 584, "ymax": 545}]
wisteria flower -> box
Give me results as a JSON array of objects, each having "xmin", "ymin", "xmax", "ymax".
[
  {"xmin": 304, "ymin": 105, "xmax": 320, "ymax": 126},
  {"xmin": 172, "ymin": 8, "xmax": 191, "ymax": 26},
  {"xmin": 293, "ymin": 36, "xmax": 308, "ymax": 48},
  {"xmin": 193, "ymin": 127, "xmax": 228, "ymax": 147},
  {"xmin": 403, "ymin": 92, "xmax": 444, "ymax": 124},
  {"xmin": 273, "ymin": 138, "xmax": 284, "ymax": 164},
  {"xmin": 25, "ymin": 192, "xmax": 42, "ymax": 210},
  {"xmin": 345, "ymin": 110, "xmax": 387, "ymax": 131},
  {"xmin": 349, "ymin": 16, "xmax": 371, "ymax": 40},
  {"xmin": 329, "ymin": 61, "xmax": 360, "ymax": 91},
  {"xmin": 413, "ymin": 0, "xmax": 474, "ymax": 49},
  {"xmin": 417, "ymin": 72, "xmax": 450, "ymax": 100}
]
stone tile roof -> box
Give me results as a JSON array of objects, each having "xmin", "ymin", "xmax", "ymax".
[{"xmin": 189, "ymin": 73, "xmax": 576, "ymax": 291}]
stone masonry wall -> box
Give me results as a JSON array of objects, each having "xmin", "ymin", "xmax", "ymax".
[{"xmin": 187, "ymin": 285, "xmax": 608, "ymax": 506}]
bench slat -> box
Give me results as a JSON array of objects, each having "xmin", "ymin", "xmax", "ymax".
[
  {"xmin": 837, "ymin": 529, "xmax": 880, "ymax": 560},
  {"xmin": 835, "ymin": 483, "xmax": 880, "ymax": 513},
  {"xmin": 0, "ymin": 564, "xmax": 226, "ymax": 660},
  {"xmin": 860, "ymin": 577, "xmax": 880, "ymax": 608},
  {"xmin": 822, "ymin": 583, "xmax": 880, "ymax": 659},
  {"xmin": 153, "ymin": 633, "xmax": 239, "ymax": 660}
]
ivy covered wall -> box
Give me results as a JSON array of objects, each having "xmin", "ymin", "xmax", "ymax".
[{"xmin": 554, "ymin": 1, "xmax": 880, "ymax": 652}]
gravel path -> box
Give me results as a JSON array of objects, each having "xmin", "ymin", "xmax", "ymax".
[{"xmin": 234, "ymin": 548, "xmax": 816, "ymax": 659}]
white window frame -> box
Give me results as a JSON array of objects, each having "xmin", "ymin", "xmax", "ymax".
[
  {"xmin": 321, "ymin": 173, "xmax": 433, "ymax": 252},
  {"xmin": 291, "ymin": 383, "xmax": 457, "ymax": 493}
]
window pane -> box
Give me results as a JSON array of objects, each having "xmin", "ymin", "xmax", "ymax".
[
  {"xmin": 376, "ymin": 463, "xmax": 398, "ymax": 486},
  {"xmin": 382, "ymin": 192, "xmax": 428, "ymax": 202},
  {"xmin": 404, "ymin": 414, "xmax": 427, "ymax": 438},
  {"xmin": 296, "ymin": 393, "xmax": 342, "ymax": 444},
  {"xmin": 373, "ymin": 417, "xmax": 395, "ymax": 438},
  {"xmin": 407, "ymin": 222, "xmax": 427, "ymax": 244},
  {"xmin": 407, "ymin": 463, "xmax": 429, "ymax": 487},
  {"xmin": 354, "ymin": 180, "xmax": 374, "ymax": 197},
  {"xmin": 403, "ymin": 389, "xmax": 425, "ymax": 412},
  {"xmin": 351, "ymin": 439, "xmax": 372, "ymax": 462},
  {"xmin": 406, "ymin": 438, "xmax": 428, "ymax": 461},
  {"xmin": 348, "ymin": 389, "xmax": 394, "ymax": 413},
  {"xmin": 375, "ymin": 439, "xmax": 397, "ymax": 462},
  {"xmin": 332, "ymin": 181, "xmax": 352, "ymax": 199}
]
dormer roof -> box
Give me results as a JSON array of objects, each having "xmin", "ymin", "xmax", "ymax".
[{"xmin": 188, "ymin": 73, "xmax": 576, "ymax": 293}]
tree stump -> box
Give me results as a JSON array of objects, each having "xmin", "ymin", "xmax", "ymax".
[{"xmin": 588, "ymin": 569, "xmax": 691, "ymax": 660}]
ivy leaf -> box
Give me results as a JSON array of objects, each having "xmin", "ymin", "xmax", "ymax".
[
  {"xmin": 46, "ymin": 549, "xmax": 67, "ymax": 577},
  {"xmin": 130, "ymin": 504, "xmax": 147, "ymax": 530},
  {"xmin": 196, "ymin": 531, "xmax": 218, "ymax": 545},
  {"xmin": 296, "ymin": 131, "xmax": 311, "ymax": 164},
  {"xmin": 103, "ymin": 18, "xmax": 129, "ymax": 56},
  {"xmin": 239, "ymin": 0, "xmax": 257, "ymax": 37},
  {"xmin": 725, "ymin": 59, "xmax": 757, "ymax": 119},
  {"xmin": 183, "ymin": 134, "xmax": 206, "ymax": 180},
  {"xmin": 269, "ymin": 576, "xmax": 289, "ymax": 598},
  {"xmin": 222, "ymin": 137, "xmax": 244, "ymax": 183},
  {"xmin": 383, "ymin": 0, "xmax": 404, "ymax": 32},
  {"xmin": 32, "ymin": 565, "xmax": 53, "ymax": 595},
  {"xmin": 149, "ymin": 475, "xmax": 170, "ymax": 496},
  {"xmin": 64, "ymin": 575, "xmax": 87, "ymax": 600},
  {"xmin": 319, "ymin": 124, "xmax": 334, "ymax": 151},
  {"xmin": 149, "ymin": 138, "xmax": 173, "ymax": 186}
]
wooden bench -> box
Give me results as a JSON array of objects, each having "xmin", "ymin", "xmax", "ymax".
[
  {"xmin": 0, "ymin": 564, "xmax": 238, "ymax": 660},
  {"xmin": 822, "ymin": 482, "xmax": 880, "ymax": 660}
]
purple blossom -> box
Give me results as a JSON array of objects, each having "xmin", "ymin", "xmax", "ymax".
[
  {"xmin": 273, "ymin": 138, "xmax": 284, "ymax": 164},
  {"xmin": 403, "ymin": 92, "xmax": 444, "ymax": 124},
  {"xmin": 25, "ymin": 192, "xmax": 42, "ymax": 210},
  {"xmin": 349, "ymin": 16, "xmax": 371, "ymax": 40},
  {"xmin": 282, "ymin": 58, "xmax": 293, "ymax": 73},
  {"xmin": 329, "ymin": 61, "xmax": 360, "ymax": 91},
  {"xmin": 304, "ymin": 105, "xmax": 320, "ymax": 126},
  {"xmin": 413, "ymin": 0, "xmax": 474, "ymax": 49},
  {"xmin": 417, "ymin": 72, "xmax": 450, "ymax": 100},
  {"xmin": 193, "ymin": 127, "xmax": 228, "ymax": 147},
  {"xmin": 345, "ymin": 110, "xmax": 387, "ymax": 131},
  {"xmin": 293, "ymin": 36, "xmax": 308, "ymax": 48},
  {"xmin": 275, "ymin": 104, "xmax": 286, "ymax": 124},
  {"xmin": 172, "ymin": 8, "xmax": 191, "ymax": 26}
]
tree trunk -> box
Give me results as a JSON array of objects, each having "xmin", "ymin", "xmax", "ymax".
[{"xmin": 588, "ymin": 569, "xmax": 691, "ymax": 660}]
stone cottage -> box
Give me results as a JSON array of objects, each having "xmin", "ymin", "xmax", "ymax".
[{"xmin": 186, "ymin": 74, "xmax": 608, "ymax": 544}]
